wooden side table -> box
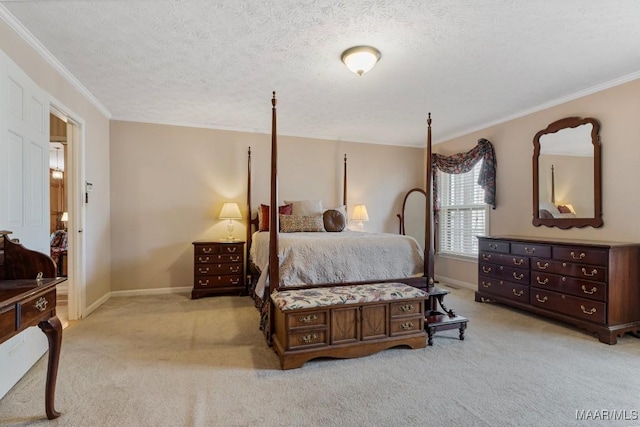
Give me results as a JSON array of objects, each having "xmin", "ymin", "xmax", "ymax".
[
  {"xmin": 192, "ymin": 240, "xmax": 245, "ymax": 298},
  {"xmin": 425, "ymin": 287, "xmax": 468, "ymax": 346}
]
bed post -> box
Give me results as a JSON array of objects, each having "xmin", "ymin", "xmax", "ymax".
[
  {"xmin": 268, "ymin": 92, "xmax": 279, "ymax": 296},
  {"xmin": 246, "ymin": 146, "xmax": 252, "ymax": 288},
  {"xmin": 343, "ymin": 153, "xmax": 347, "ymax": 207},
  {"xmin": 425, "ymin": 113, "xmax": 435, "ymax": 289}
]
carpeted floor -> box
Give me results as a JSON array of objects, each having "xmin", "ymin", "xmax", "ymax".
[{"xmin": 1, "ymin": 286, "xmax": 639, "ymax": 427}]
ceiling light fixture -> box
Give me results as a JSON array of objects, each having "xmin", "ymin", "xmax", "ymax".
[
  {"xmin": 52, "ymin": 147, "xmax": 63, "ymax": 180},
  {"xmin": 341, "ymin": 46, "xmax": 381, "ymax": 76}
]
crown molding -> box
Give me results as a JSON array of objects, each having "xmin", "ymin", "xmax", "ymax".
[{"xmin": 0, "ymin": 4, "xmax": 112, "ymax": 118}]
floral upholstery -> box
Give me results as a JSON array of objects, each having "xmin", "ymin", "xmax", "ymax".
[{"xmin": 271, "ymin": 282, "xmax": 428, "ymax": 311}]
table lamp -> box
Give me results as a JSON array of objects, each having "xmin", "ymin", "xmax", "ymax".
[
  {"xmin": 219, "ymin": 202, "xmax": 242, "ymax": 241},
  {"xmin": 352, "ymin": 204, "xmax": 369, "ymax": 230}
]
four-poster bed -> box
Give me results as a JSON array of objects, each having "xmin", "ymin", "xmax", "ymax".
[{"xmin": 245, "ymin": 92, "xmax": 436, "ymax": 368}]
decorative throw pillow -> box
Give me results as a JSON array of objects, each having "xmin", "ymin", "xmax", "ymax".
[
  {"xmin": 557, "ymin": 205, "xmax": 572, "ymax": 213},
  {"xmin": 323, "ymin": 209, "xmax": 346, "ymax": 232},
  {"xmin": 259, "ymin": 204, "xmax": 292, "ymax": 232},
  {"xmin": 284, "ymin": 200, "xmax": 323, "ymax": 216},
  {"xmin": 279, "ymin": 214, "xmax": 325, "ymax": 233}
]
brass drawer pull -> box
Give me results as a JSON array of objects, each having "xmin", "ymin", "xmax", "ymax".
[
  {"xmin": 482, "ymin": 254, "xmax": 492, "ymax": 260},
  {"xmin": 198, "ymin": 279, "xmax": 210, "ymax": 286},
  {"xmin": 536, "ymin": 277, "xmax": 548, "ymax": 285},
  {"xmin": 524, "ymin": 247, "xmax": 535, "ymax": 254},
  {"xmin": 199, "ymin": 267, "xmax": 209, "ymax": 274},
  {"xmin": 535, "ymin": 295, "xmax": 548, "ymax": 303},
  {"xmin": 582, "ymin": 285, "xmax": 597, "ymax": 295},
  {"xmin": 489, "ymin": 243, "xmax": 498, "ymax": 249},
  {"xmin": 581, "ymin": 268, "xmax": 597, "ymax": 277},
  {"xmin": 512, "ymin": 289, "xmax": 524, "ymax": 297},
  {"xmin": 226, "ymin": 247, "xmax": 237, "ymax": 253},
  {"xmin": 512, "ymin": 272, "xmax": 524, "ymax": 280},
  {"xmin": 400, "ymin": 322, "xmax": 414, "ymax": 330},
  {"xmin": 536, "ymin": 262, "xmax": 548, "ymax": 270},
  {"xmin": 299, "ymin": 314, "xmax": 318, "ymax": 323},
  {"xmin": 482, "ymin": 266, "xmax": 492, "ymax": 273},
  {"xmin": 482, "ymin": 281, "xmax": 491, "ymax": 288},
  {"xmin": 512, "ymin": 258, "xmax": 523, "ymax": 266},
  {"xmin": 571, "ymin": 251, "xmax": 586, "ymax": 260},
  {"xmin": 198, "ymin": 256, "xmax": 210, "ymax": 262},
  {"xmin": 400, "ymin": 304, "xmax": 413, "ymax": 312},
  {"xmin": 230, "ymin": 256, "xmax": 240, "ymax": 262},
  {"xmin": 230, "ymin": 279, "xmax": 239, "ymax": 285},
  {"xmin": 580, "ymin": 305, "xmax": 596, "ymax": 315},
  {"xmin": 230, "ymin": 266, "xmax": 240, "ymax": 273},
  {"xmin": 35, "ymin": 297, "xmax": 48, "ymax": 312},
  {"xmin": 299, "ymin": 334, "xmax": 319, "ymax": 344},
  {"xmin": 202, "ymin": 247, "xmax": 212, "ymax": 254}
]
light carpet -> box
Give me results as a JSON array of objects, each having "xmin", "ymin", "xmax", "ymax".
[{"xmin": 1, "ymin": 286, "xmax": 640, "ymax": 427}]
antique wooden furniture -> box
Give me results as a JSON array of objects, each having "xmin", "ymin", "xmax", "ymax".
[
  {"xmin": 192, "ymin": 240, "xmax": 245, "ymax": 298},
  {"xmin": 271, "ymin": 282, "xmax": 427, "ymax": 369},
  {"xmin": 0, "ymin": 230, "xmax": 65, "ymax": 419},
  {"xmin": 532, "ymin": 117, "xmax": 602, "ymax": 229},
  {"xmin": 424, "ymin": 287, "xmax": 468, "ymax": 346},
  {"xmin": 476, "ymin": 235, "xmax": 640, "ymax": 344}
]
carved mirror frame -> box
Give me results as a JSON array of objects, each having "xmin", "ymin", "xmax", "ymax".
[
  {"xmin": 397, "ymin": 187, "xmax": 426, "ymax": 235},
  {"xmin": 532, "ymin": 116, "xmax": 603, "ymax": 229}
]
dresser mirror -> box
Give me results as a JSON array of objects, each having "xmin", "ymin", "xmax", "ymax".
[
  {"xmin": 532, "ymin": 117, "xmax": 602, "ymax": 229},
  {"xmin": 398, "ymin": 188, "xmax": 426, "ymax": 249}
]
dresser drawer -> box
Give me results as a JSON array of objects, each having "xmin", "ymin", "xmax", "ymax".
[
  {"xmin": 287, "ymin": 310, "xmax": 328, "ymax": 329},
  {"xmin": 552, "ymin": 246, "xmax": 608, "ymax": 266},
  {"xmin": 390, "ymin": 300, "xmax": 423, "ymax": 317},
  {"xmin": 479, "ymin": 262, "xmax": 529, "ymax": 285},
  {"xmin": 195, "ymin": 253, "xmax": 243, "ymax": 264},
  {"xmin": 479, "ymin": 239, "xmax": 510, "ymax": 254},
  {"xmin": 478, "ymin": 276, "xmax": 529, "ymax": 302},
  {"xmin": 530, "ymin": 272, "xmax": 606, "ymax": 301},
  {"xmin": 287, "ymin": 329, "xmax": 328, "ymax": 350},
  {"xmin": 195, "ymin": 263, "xmax": 243, "ymax": 275},
  {"xmin": 531, "ymin": 258, "xmax": 607, "ymax": 282},
  {"xmin": 0, "ymin": 305, "xmax": 15, "ymax": 340},
  {"xmin": 511, "ymin": 242, "xmax": 551, "ymax": 258},
  {"xmin": 390, "ymin": 316, "xmax": 424, "ymax": 336},
  {"xmin": 530, "ymin": 289, "xmax": 606, "ymax": 324},
  {"xmin": 194, "ymin": 243, "xmax": 243, "ymax": 256},
  {"xmin": 480, "ymin": 252, "xmax": 529, "ymax": 269},
  {"xmin": 194, "ymin": 275, "xmax": 243, "ymax": 288},
  {"xmin": 19, "ymin": 289, "xmax": 56, "ymax": 328}
]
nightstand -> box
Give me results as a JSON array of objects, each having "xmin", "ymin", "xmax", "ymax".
[{"xmin": 192, "ymin": 240, "xmax": 245, "ymax": 299}]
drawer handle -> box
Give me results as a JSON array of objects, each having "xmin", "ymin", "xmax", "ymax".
[
  {"xmin": 524, "ymin": 247, "xmax": 535, "ymax": 254},
  {"xmin": 230, "ymin": 256, "xmax": 240, "ymax": 262},
  {"xmin": 536, "ymin": 262, "xmax": 548, "ymax": 270},
  {"xmin": 198, "ymin": 279, "xmax": 210, "ymax": 286},
  {"xmin": 299, "ymin": 314, "xmax": 318, "ymax": 323},
  {"xmin": 230, "ymin": 279, "xmax": 240, "ymax": 285},
  {"xmin": 230, "ymin": 267, "xmax": 240, "ymax": 273},
  {"xmin": 198, "ymin": 256, "xmax": 210, "ymax": 262},
  {"xmin": 482, "ymin": 254, "xmax": 492, "ymax": 260},
  {"xmin": 35, "ymin": 297, "xmax": 48, "ymax": 312},
  {"xmin": 512, "ymin": 272, "xmax": 524, "ymax": 280},
  {"xmin": 535, "ymin": 295, "xmax": 548, "ymax": 303},
  {"xmin": 400, "ymin": 322, "xmax": 414, "ymax": 330},
  {"xmin": 571, "ymin": 251, "xmax": 586, "ymax": 260},
  {"xmin": 582, "ymin": 285, "xmax": 597, "ymax": 295},
  {"xmin": 512, "ymin": 289, "xmax": 524, "ymax": 297},
  {"xmin": 400, "ymin": 304, "xmax": 413, "ymax": 313},
  {"xmin": 299, "ymin": 334, "xmax": 319, "ymax": 344},
  {"xmin": 482, "ymin": 266, "xmax": 492, "ymax": 273},
  {"xmin": 489, "ymin": 243, "xmax": 497, "ymax": 249},
  {"xmin": 482, "ymin": 281, "xmax": 491, "ymax": 288},
  {"xmin": 200, "ymin": 267, "xmax": 209, "ymax": 274},
  {"xmin": 580, "ymin": 305, "xmax": 597, "ymax": 315},
  {"xmin": 512, "ymin": 258, "xmax": 523, "ymax": 266},
  {"xmin": 202, "ymin": 247, "xmax": 212, "ymax": 254},
  {"xmin": 581, "ymin": 268, "xmax": 597, "ymax": 277},
  {"xmin": 226, "ymin": 247, "xmax": 237, "ymax": 253},
  {"xmin": 536, "ymin": 277, "xmax": 548, "ymax": 285}
]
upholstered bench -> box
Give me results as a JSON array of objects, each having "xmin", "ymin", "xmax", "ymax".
[{"xmin": 271, "ymin": 282, "xmax": 428, "ymax": 369}]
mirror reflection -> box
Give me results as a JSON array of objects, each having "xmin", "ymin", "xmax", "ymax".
[{"xmin": 532, "ymin": 117, "xmax": 602, "ymax": 229}]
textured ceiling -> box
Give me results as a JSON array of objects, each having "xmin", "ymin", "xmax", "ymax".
[{"xmin": 2, "ymin": 0, "xmax": 640, "ymax": 147}]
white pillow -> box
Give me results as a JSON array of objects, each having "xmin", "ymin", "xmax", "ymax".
[
  {"xmin": 325, "ymin": 204, "xmax": 347, "ymax": 219},
  {"xmin": 538, "ymin": 202, "xmax": 561, "ymax": 217},
  {"xmin": 284, "ymin": 200, "xmax": 323, "ymax": 216}
]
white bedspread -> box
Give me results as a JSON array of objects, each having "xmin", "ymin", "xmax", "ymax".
[{"xmin": 250, "ymin": 230, "xmax": 424, "ymax": 298}]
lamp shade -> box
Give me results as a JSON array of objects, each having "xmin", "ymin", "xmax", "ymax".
[
  {"xmin": 60, "ymin": 212, "xmax": 69, "ymax": 222},
  {"xmin": 341, "ymin": 46, "xmax": 381, "ymax": 76},
  {"xmin": 351, "ymin": 204, "xmax": 369, "ymax": 222},
  {"xmin": 219, "ymin": 202, "xmax": 242, "ymax": 220}
]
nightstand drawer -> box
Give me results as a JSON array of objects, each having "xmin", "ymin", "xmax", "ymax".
[
  {"xmin": 195, "ymin": 263, "xmax": 243, "ymax": 275},
  {"xmin": 195, "ymin": 254, "xmax": 243, "ymax": 264},
  {"xmin": 194, "ymin": 275, "xmax": 243, "ymax": 288},
  {"xmin": 19, "ymin": 289, "xmax": 56, "ymax": 328}
]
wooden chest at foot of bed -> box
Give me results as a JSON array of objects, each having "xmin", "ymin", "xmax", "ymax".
[{"xmin": 271, "ymin": 282, "xmax": 428, "ymax": 369}]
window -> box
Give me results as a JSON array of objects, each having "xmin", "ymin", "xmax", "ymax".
[{"xmin": 437, "ymin": 161, "xmax": 489, "ymax": 257}]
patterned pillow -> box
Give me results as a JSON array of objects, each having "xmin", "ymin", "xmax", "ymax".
[
  {"xmin": 279, "ymin": 214, "xmax": 325, "ymax": 233},
  {"xmin": 259, "ymin": 204, "xmax": 292, "ymax": 232}
]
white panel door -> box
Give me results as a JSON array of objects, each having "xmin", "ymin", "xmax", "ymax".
[{"xmin": 0, "ymin": 48, "xmax": 51, "ymax": 399}]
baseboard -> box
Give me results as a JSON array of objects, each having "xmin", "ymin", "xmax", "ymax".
[
  {"xmin": 85, "ymin": 291, "xmax": 111, "ymax": 317},
  {"xmin": 111, "ymin": 286, "xmax": 192, "ymax": 298},
  {"xmin": 434, "ymin": 275, "xmax": 476, "ymax": 291}
]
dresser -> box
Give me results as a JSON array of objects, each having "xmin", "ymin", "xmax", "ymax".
[
  {"xmin": 476, "ymin": 236, "xmax": 640, "ymax": 344},
  {"xmin": 192, "ymin": 241, "xmax": 245, "ymax": 298}
]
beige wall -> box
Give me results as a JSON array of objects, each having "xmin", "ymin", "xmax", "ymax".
[
  {"xmin": 0, "ymin": 19, "xmax": 112, "ymax": 308},
  {"xmin": 434, "ymin": 78, "xmax": 640, "ymax": 287},
  {"xmin": 109, "ymin": 121, "xmax": 424, "ymax": 292}
]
